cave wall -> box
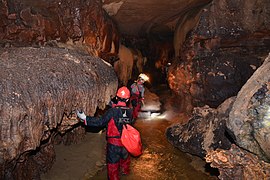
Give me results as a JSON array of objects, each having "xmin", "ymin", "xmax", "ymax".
[
  {"xmin": 166, "ymin": 97, "xmax": 234, "ymax": 158},
  {"xmin": 206, "ymin": 144, "xmax": 270, "ymax": 179},
  {"xmin": 0, "ymin": 0, "xmax": 270, "ymax": 178},
  {"xmin": 0, "ymin": 0, "xmax": 119, "ymax": 62},
  {"xmin": 0, "ymin": 47, "xmax": 118, "ymax": 179},
  {"xmin": 173, "ymin": 5, "xmax": 206, "ymax": 57},
  {"xmin": 114, "ymin": 44, "xmax": 146, "ymax": 86},
  {"xmin": 101, "ymin": 0, "xmax": 215, "ymax": 87},
  {"xmin": 228, "ymin": 53, "xmax": 270, "ymax": 161},
  {"xmin": 167, "ymin": 54, "xmax": 270, "ymax": 178},
  {"xmin": 168, "ymin": 0, "xmax": 270, "ymax": 112},
  {"xmin": 102, "ymin": 0, "xmax": 212, "ymax": 37},
  {"xmin": 0, "ymin": 0, "xmax": 151, "ymax": 86}
]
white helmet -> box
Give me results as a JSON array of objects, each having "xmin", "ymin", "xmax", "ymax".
[{"xmin": 138, "ymin": 73, "xmax": 149, "ymax": 81}]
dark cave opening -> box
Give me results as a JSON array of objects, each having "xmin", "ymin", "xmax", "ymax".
[
  {"xmin": 224, "ymin": 128, "xmax": 237, "ymax": 145},
  {"xmin": 205, "ymin": 163, "xmax": 220, "ymax": 177}
]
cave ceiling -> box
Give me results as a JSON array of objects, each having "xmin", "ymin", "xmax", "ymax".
[{"xmin": 102, "ymin": 0, "xmax": 212, "ymax": 37}]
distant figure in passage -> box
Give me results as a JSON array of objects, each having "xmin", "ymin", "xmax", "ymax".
[
  {"xmin": 130, "ymin": 73, "xmax": 149, "ymax": 119},
  {"xmin": 77, "ymin": 86, "xmax": 134, "ymax": 180}
]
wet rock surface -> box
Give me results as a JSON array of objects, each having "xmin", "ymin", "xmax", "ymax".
[
  {"xmin": 0, "ymin": 46, "xmax": 118, "ymax": 179},
  {"xmin": 0, "ymin": 0, "xmax": 119, "ymax": 62},
  {"xmin": 206, "ymin": 144, "xmax": 270, "ymax": 180},
  {"xmin": 228, "ymin": 54, "xmax": 270, "ymax": 161},
  {"xmin": 102, "ymin": 0, "xmax": 212, "ymax": 36},
  {"xmin": 167, "ymin": 54, "xmax": 270, "ymax": 178},
  {"xmin": 166, "ymin": 98, "xmax": 234, "ymax": 158},
  {"xmin": 168, "ymin": 0, "xmax": 270, "ymax": 111}
]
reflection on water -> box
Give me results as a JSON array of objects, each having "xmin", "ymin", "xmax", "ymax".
[
  {"xmin": 93, "ymin": 115, "xmax": 218, "ymax": 180},
  {"xmin": 42, "ymin": 85, "xmax": 218, "ymax": 180}
]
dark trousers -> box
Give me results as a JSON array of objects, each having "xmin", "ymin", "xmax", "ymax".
[
  {"xmin": 130, "ymin": 95, "xmax": 141, "ymax": 119},
  {"xmin": 107, "ymin": 143, "xmax": 130, "ymax": 180}
]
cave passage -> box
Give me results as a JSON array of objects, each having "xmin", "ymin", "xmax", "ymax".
[
  {"xmin": 41, "ymin": 84, "xmax": 218, "ymax": 180},
  {"xmin": 2, "ymin": 0, "xmax": 270, "ymax": 178}
]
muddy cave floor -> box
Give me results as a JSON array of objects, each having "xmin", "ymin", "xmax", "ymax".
[{"xmin": 41, "ymin": 85, "xmax": 218, "ymax": 180}]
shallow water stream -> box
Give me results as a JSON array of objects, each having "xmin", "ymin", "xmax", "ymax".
[
  {"xmin": 92, "ymin": 115, "xmax": 218, "ymax": 180},
  {"xmin": 42, "ymin": 86, "xmax": 218, "ymax": 180}
]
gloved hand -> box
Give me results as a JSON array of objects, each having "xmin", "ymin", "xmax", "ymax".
[{"xmin": 76, "ymin": 110, "xmax": 86, "ymax": 122}]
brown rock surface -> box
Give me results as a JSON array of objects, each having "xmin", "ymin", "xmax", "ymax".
[
  {"xmin": 228, "ymin": 53, "xmax": 270, "ymax": 161},
  {"xmin": 168, "ymin": 0, "xmax": 270, "ymax": 111},
  {"xmin": 102, "ymin": 0, "xmax": 212, "ymax": 36},
  {"xmin": 206, "ymin": 144, "xmax": 270, "ymax": 180},
  {"xmin": 166, "ymin": 97, "xmax": 234, "ymax": 158},
  {"xmin": 0, "ymin": 46, "xmax": 118, "ymax": 178},
  {"xmin": 0, "ymin": 0, "xmax": 119, "ymax": 62}
]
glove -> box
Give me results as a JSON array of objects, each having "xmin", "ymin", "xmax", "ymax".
[{"xmin": 76, "ymin": 110, "xmax": 86, "ymax": 122}]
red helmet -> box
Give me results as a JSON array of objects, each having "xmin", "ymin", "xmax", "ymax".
[{"xmin": 116, "ymin": 86, "xmax": 130, "ymax": 99}]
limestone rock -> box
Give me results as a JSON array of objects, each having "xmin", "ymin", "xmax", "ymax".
[
  {"xmin": 0, "ymin": 47, "xmax": 118, "ymax": 178},
  {"xmin": 0, "ymin": 0, "xmax": 119, "ymax": 63},
  {"xmin": 166, "ymin": 97, "xmax": 234, "ymax": 158},
  {"xmin": 102, "ymin": 0, "xmax": 212, "ymax": 36},
  {"xmin": 228, "ymin": 54, "xmax": 270, "ymax": 161},
  {"xmin": 206, "ymin": 144, "xmax": 270, "ymax": 180},
  {"xmin": 168, "ymin": 0, "xmax": 270, "ymax": 111}
]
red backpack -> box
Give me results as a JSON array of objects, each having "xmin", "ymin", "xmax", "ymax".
[{"xmin": 121, "ymin": 124, "xmax": 142, "ymax": 157}]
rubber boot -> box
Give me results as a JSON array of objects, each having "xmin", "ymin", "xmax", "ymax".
[
  {"xmin": 107, "ymin": 163, "xmax": 120, "ymax": 180},
  {"xmin": 120, "ymin": 156, "xmax": 131, "ymax": 175}
]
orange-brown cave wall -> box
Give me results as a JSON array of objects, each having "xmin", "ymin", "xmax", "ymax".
[
  {"xmin": 0, "ymin": 0, "xmax": 119, "ymax": 63},
  {"xmin": 168, "ymin": 0, "xmax": 270, "ymax": 112}
]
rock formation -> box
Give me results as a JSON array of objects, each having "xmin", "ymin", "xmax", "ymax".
[
  {"xmin": 0, "ymin": 0, "xmax": 270, "ymax": 179},
  {"xmin": 166, "ymin": 97, "xmax": 234, "ymax": 158},
  {"xmin": 102, "ymin": 0, "xmax": 212, "ymax": 37},
  {"xmin": 168, "ymin": 0, "xmax": 270, "ymax": 111},
  {"xmin": 167, "ymin": 54, "xmax": 270, "ymax": 178},
  {"xmin": 114, "ymin": 44, "xmax": 146, "ymax": 86},
  {"xmin": 206, "ymin": 144, "xmax": 270, "ymax": 179},
  {"xmin": 0, "ymin": 0, "xmax": 119, "ymax": 63},
  {"xmin": 0, "ymin": 47, "xmax": 118, "ymax": 179},
  {"xmin": 228, "ymin": 53, "xmax": 270, "ymax": 161}
]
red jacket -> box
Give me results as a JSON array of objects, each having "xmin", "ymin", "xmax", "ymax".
[{"xmin": 84, "ymin": 102, "xmax": 133, "ymax": 146}]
